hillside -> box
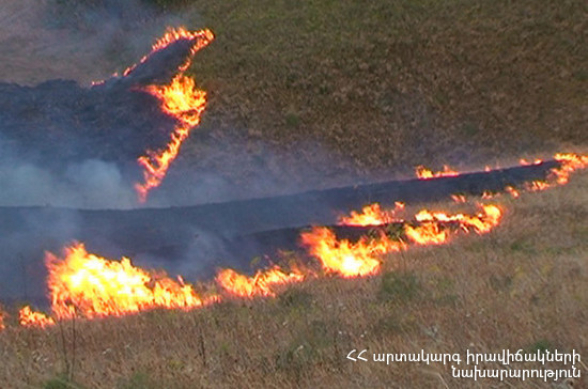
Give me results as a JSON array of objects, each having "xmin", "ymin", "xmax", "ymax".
[{"xmin": 0, "ymin": 1, "xmax": 586, "ymax": 388}]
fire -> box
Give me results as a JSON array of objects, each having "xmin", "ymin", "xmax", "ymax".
[
  {"xmin": 552, "ymin": 153, "xmax": 588, "ymax": 185},
  {"xmin": 46, "ymin": 243, "xmax": 209, "ymax": 319},
  {"xmin": 304, "ymin": 204, "xmax": 502, "ymax": 272},
  {"xmin": 301, "ymin": 228, "xmax": 403, "ymax": 277},
  {"xmin": 451, "ymin": 194, "xmax": 467, "ymax": 203},
  {"xmin": 482, "ymin": 191, "xmax": 496, "ymax": 199},
  {"xmin": 5, "ymin": 152, "xmax": 587, "ymax": 330},
  {"xmin": 339, "ymin": 202, "xmax": 404, "ymax": 226},
  {"xmin": 507, "ymin": 153, "xmax": 588, "ymax": 195},
  {"xmin": 124, "ymin": 27, "xmax": 214, "ymax": 77},
  {"xmin": 216, "ymin": 267, "xmax": 305, "ymax": 298},
  {"xmin": 134, "ymin": 28, "xmax": 214, "ymax": 202},
  {"xmin": 416, "ymin": 165, "xmax": 460, "ymax": 179},
  {"xmin": 505, "ymin": 186, "xmax": 520, "ymax": 198},
  {"xmin": 519, "ymin": 158, "xmax": 543, "ymax": 166},
  {"xmin": 404, "ymin": 222, "xmax": 447, "ymax": 245},
  {"xmin": 135, "ymin": 75, "xmax": 207, "ymax": 202},
  {"xmin": 0, "ymin": 308, "xmax": 4, "ymax": 331},
  {"xmin": 405, "ymin": 204, "xmax": 502, "ymax": 245},
  {"xmin": 18, "ymin": 306, "xmax": 55, "ymax": 329}
]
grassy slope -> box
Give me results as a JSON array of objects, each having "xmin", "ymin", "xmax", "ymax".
[
  {"xmin": 187, "ymin": 0, "xmax": 587, "ymax": 170},
  {"xmin": 1, "ymin": 172, "xmax": 587, "ymax": 388},
  {"xmin": 0, "ymin": 1, "xmax": 587, "ymax": 387}
]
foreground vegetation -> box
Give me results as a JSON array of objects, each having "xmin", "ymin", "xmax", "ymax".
[
  {"xmin": 1, "ymin": 172, "xmax": 586, "ymax": 388},
  {"xmin": 0, "ymin": 1, "xmax": 586, "ymax": 387}
]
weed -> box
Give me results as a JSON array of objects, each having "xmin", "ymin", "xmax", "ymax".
[{"xmin": 378, "ymin": 271, "xmax": 421, "ymax": 303}]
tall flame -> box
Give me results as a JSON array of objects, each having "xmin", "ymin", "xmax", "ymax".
[
  {"xmin": 301, "ymin": 228, "xmax": 404, "ymax": 277},
  {"xmin": 46, "ymin": 243, "xmax": 210, "ymax": 319},
  {"xmin": 134, "ymin": 28, "xmax": 214, "ymax": 202},
  {"xmin": 135, "ymin": 75, "xmax": 207, "ymax": 201},
  {"xmin": 0, "ymin": 308, "xmax": 5, "ymax": 331}
]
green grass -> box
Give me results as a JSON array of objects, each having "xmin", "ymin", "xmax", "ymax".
[{"xmin": 179, "ymin": 0, "xmax": 587, "ymax": 171}]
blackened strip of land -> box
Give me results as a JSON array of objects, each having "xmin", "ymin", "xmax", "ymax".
[
  {"xmin": 220, "ymin": 220, "xmax": 477, "ymax": 263},
  {"xmin": 0, "ymin": 160, "xmax": 558, "ymax": 304},
  {"xmin": 1, "ymin": 160, "xmax": 557, "ymax": 254}
]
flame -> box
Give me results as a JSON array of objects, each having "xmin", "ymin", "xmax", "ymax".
[
  {"xmin": 405, "ymin": 204, "xmax": 502, "ymax": 245},
  {"xmin": 6, "ymin": 152, "xmax": 588, "ymax": 330},
  {"xmin": 482, "ymin": 191, "xmax": 496, "ymax": 199},
  {"xmin": 552, "ymin": 153, "xmax": 588, "ymax": 185},
  {"xmin": 124, "ymin": 27, "xmax": 214, "ymax": 77},
  {"xmin": 505, "ymin": 186, "xmax": 520, "ymax": 198},
  {"xmin": 451, "ymin": 194, "xmax": 467, "ymax": 203},
  {"xmin": 416, "ymin": 165, "xmax": 460, "ymax": 179},
  {"xmin": 506, "ymin": 153, "xmax": 588, "ymax": 195},
  {"xmin": 133, "ymin": 28, "xmax": 214, "ymax": 202},
  {"xmin": 135, "ymin": 75, "xmax": 207, "ymax": 202},
  {"xmin": 404, "ymin": 222, "xmax": 448, "ymax": 245},
  {"xmin": 46, "ymin": 243, "xmax": 210, "ymax": 319},
  {"xmin": 0, "ymin": 308, "xmax": 4, "ymax": 331},
  {"xmin": 301, "ymin": 228, "xmax": 403, "ymax": 277},
  {"xmin": 304, "ymin": 204, "xmax": 502, "ymax": 272},
  {"xmin": 18, "ymin": 306, "xmax": 55, "ymax": 329},
  {"xmin": 339, "ymin": 202, "xmax": 404, "ymax": 226},
  {"xmin": 216, "ymin": 267, "xmax": 304, "ymax": 298}
]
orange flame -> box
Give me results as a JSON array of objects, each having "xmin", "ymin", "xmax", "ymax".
[
  {"xmin": 451, "ymin": 194, "xmax": 467, "ymax": 203},
  {"xmin": 18, "ymin": 306, "xmax": 55, "ymax": 329},
  {"xmin": 339, "ymin": 202, "xmax": 405, "ymax": 226},
  {"xmin": 301, "ymin": 228, "xmax": 403, "ymax": 277},
  {"xmin": 303, "ymin": 204, "xmax": 501, "ymax": 272},
  {"xmin": 124, "ymin": 27, "xmax": 214, "ymax": 77},
  {"xmin": 416, "ymin": 165, "xmax": 460, "ymax": 179},
  {"xmin": 46, "ymin": 243, "xmax": 210, "ymax": 319},
  {"xmin": 134, "ymin": 28, "xmax": 214, "ymax": 202},
  {"xmin": 508, "ymin": 153, "xmax": 588, "ymax": 194},
  {"xmin": 216, "ymin": 267, "xmax": 304, "ymax": 298},
  {"xmin": 505, "ymin": 186, "xmax": 520, "ymax": 198},
  {"xmin": 552, "ymin": 153, "xmax": 588, "ymax": 185},
  {"xmin": 7, "ymin": 152, "xmax": 587, "ymax": 330},
  {"xmin": 404, "ymin": 222, "xmax": 448, "ymax": 245},
  {"xmin": 135, "ymin": 75, "xmax": 207, "ymax": 201},
  {"xmin": 0, "ymin": 308, "xmax": 5, "ymax": 331},
  {"xmin": 405, "ymin": 204, "xmax": 502, "ymax": 245},
  {"xmin": 482, "ymin": 191, "xmax": 496, "ymax": 199}
]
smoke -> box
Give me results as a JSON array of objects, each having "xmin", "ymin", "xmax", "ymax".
[
  {"xmin": 0, "ymin": 0, "xmax": 393, "ymax": 305},
  {"xmin": 0, "ymin": 134, "xmax": 136, "ymax": 208},
  {"xmin": 0, "ymin": 0, "xmax": 203, "ymax": 85},
  {"xmin": 146, "ymin": 137, "xmax": 373, "ymax": 207}
]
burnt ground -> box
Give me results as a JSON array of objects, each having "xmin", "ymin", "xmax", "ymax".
[
  {"xmin": 0, "ymin": 37, "xmax": 203, "ymax": 171},
  {"xmin": 0, "ymin": 161, "xmax": 558, "ymax": 306}
]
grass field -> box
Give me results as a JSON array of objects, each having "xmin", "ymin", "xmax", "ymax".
[
  {"xmin": 1, "ymin": 170, "xmax": 586, "ymax": 388},
  {"xmin": 0, "ymin": 0, "xmax": 587, "ymax": 387}
]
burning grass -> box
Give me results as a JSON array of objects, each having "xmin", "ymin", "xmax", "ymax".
[{"xmin": 1, "ymin": 166, "xmax": 586, "ymax": 387}]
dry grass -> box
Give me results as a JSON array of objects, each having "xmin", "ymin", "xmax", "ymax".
[
  {"xmin": 1, "ymin": 1, "xmax": 587, "ymax": 387},
  {"xmin": 1, "ymin": 172, "xmax": 586, "ymax": 388},
  {"xmin": 188, "ymin": 0, "xmax": 588, "ymax": 171},
  {"xmin": 1, "ymin": 1, "xmax": 586, "ymax": 182}
]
